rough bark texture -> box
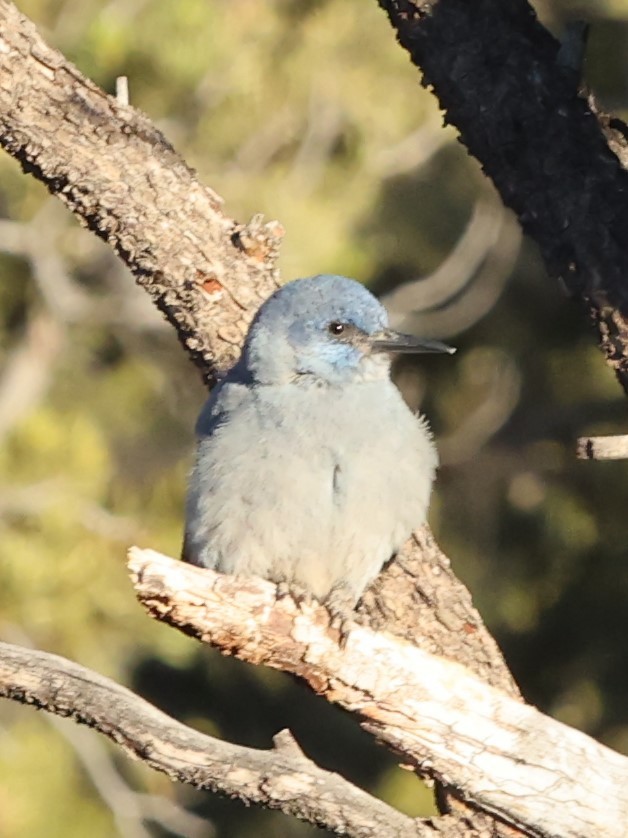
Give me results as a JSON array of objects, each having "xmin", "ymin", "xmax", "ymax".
[
  {"xmin": 360, "ymin": 531, "xmax": 523, "ymax": 834},
  {"xmin": 360, "ymin": 528, "xmax": 520, "ymax": 699},
  {"xmin": 0, "ymin": 640, "xmax": 437, "ymax": 838},
  {"xmin": 377, "ymin": 0, "xmax": 628, "ymax": 394},
  {"xmin": 0, "ymin": 0, "xmax": 282, "ymax": 384},
  {"xmin": 129, "ymin": 547, "xmax": 628, "ymax": 838}
]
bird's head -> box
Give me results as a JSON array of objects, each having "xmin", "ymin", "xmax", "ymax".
[{"xmin": 241, "ymin": 274, "xmax": 455, "ymax": 386}]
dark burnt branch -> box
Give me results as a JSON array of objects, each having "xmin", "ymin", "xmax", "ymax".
[{"xmin": 378, "ymin": 0, "xmax": 628, "ymax": 393}]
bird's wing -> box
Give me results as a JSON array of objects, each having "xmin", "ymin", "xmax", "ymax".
[
  {"xmin": 194, "ymin": 375, "xmax": 250, "ymax": 439},
  {"xmin": 182, "ymin": 374, "xmax": 253, "ymax": 566}
]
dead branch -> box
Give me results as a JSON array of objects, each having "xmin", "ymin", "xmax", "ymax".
[
  {"xmin": 377, "ymin": 0, "xmax": 628, "ymax": 395},
  {"xmin": 129, "ymin": 546, "xmax": 628, "ymax": 838},
  {"xmin": 576, "ymin": 433, "xmax": 628, "ymax": 460},
  {"xmin": 0, "ymin": 639, "xmax": 434, "ymax": 838}
]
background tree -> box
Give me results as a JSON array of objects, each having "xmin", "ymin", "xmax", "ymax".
[{"xmin": 1, "ymin": 1, "xmax": 627, "ymax": 836}]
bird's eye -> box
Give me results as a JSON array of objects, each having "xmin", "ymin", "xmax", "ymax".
[{"xmin": 328, "ymin": 321, "xmax": 346, "ymax": 336}]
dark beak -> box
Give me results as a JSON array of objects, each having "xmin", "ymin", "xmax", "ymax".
[{"xmin": 371, "ymin": 328, "xmax": 456, "ymax": 355}]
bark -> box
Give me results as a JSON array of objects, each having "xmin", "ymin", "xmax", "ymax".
[
  {"xmin": 0, "ymin": 0, "xmax": 282, "ymax": 384},
  {"xmin": 361, "ymin": 532, "xmax": 523, "ymax": 834},
  {"xmin": 0, "ymin": 640, "xmax": 435, "ymax": 838},
  {"xmin": 377, "ymin": 0, "xmax": 628, "ymax": 394},
  {"xmin": 360, "ymin": 528, "xmax": 520, "ymax": 699},
  {"xmin": 129, "ymin": 547, "xmax": 628, "ymax": 838}
]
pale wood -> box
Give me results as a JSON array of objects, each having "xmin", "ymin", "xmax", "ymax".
[
  {"xmin": 0, "ymin": 640, "xmax": 435, "ymax": 838},
  {"xmin": 129, "ymin": 546, "xmax": 628, "ymax": 838},
  {"xmin": 577, "ymin": 433, "xmax": 628, "ymax": 460}
]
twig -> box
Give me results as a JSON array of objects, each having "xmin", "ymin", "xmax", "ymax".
[
  {"xmin": 383, "ymin": 197, "xmax": 506, "ymax": 315},
  {"xmin": 383, "ymin": 196, "xmax": 521, "ymax": 338},
  {"xmin": 116, "ymin": 75, "xmax": 129, "ymax": 105},
  {"xmin": 576, "ymin": 434, "xmax": 628, "ymax": 460},
  {"xmin": 0, "ymin": 310, "xmax": 63, "ymax": 439}
]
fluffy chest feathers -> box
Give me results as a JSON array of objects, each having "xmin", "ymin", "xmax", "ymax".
[{"xmin": 185, "ymin": 378, "xmax": 437, "ymax": 602}]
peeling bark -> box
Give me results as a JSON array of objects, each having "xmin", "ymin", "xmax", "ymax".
[{"xmin": 129, "ymin": 547, "xmax": 628, "ymax": 838}]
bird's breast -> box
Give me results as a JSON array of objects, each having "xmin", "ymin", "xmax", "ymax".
[{"xmin": 188, "ymin": 380, "xmax": 437, "ymax": 600}]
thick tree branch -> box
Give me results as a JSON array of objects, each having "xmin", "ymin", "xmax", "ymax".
[
  {"xmin": 377, "ymin": 0, "xmax": 628, "ymax": 394},
  {"xmin": 0, "ymin": 0, "xmax": 282, "ymax": 384},
  {"xmin": 0, "ymin": 640, "xmax": 434, "ymax": 838},
  {"xmin": 359, "ymin": 528, "xmax": 520, "ymax": 699},
  {"xmin": 129, "ymin": 546, "xmax": 628, "ymax": 838}
]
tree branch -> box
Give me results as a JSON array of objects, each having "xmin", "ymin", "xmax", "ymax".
[
  {"xmin": 377, "ymin": 0, "xmax": 628, "ymax": 394},
  {"xmin": 0, "ymin": 639, "xmax": 435, "ymax": 838},
  {"xmin": 0, "ymin": 0, "xmax": 282, "ymax": 384},
  {"xmin": 576, "ymin": 433, "xmax": 628, "ymax": 460},
  {"xmin": 129, "ymin": 546, "xmax": 628, "ymax": 838}
]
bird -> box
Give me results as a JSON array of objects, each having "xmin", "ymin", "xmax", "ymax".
[{"xmin": 182, "ymin": 274, "xmax": 454, "ymax": 612}]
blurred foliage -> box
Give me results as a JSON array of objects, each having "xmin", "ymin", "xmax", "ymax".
[{"xmin": 1, "ymin": 0, "xmax": 628, "ymax": 836}]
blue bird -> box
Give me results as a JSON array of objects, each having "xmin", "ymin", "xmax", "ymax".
[{"xmin": 182, "ymin": 274, "xmax": 454, "ymax": 611}]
